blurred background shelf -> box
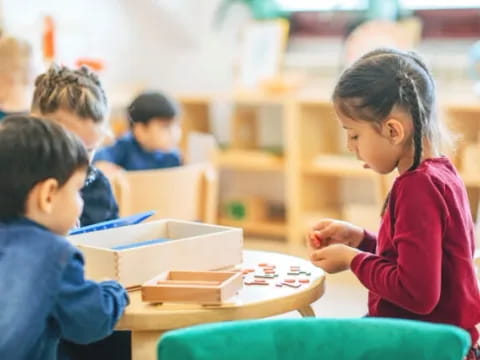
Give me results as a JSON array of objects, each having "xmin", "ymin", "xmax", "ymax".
[
  {"xmin": 215, "ymin": 150, "xmax": 284, "ymax": 172},
  {"xmin": 219, "ymin": 217, "xmax": 286, "ymax": 238},
  {"xmin": 303, "ymin": 155, "xmax": 375, "ymax": 178}
]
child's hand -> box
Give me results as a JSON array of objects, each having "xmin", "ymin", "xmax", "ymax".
[
  {"xmin": 307, "ymin": 219, "xmax": 364, "ymax": 250},
  {"xmin": 310, "ymin": 244, "xmax": 360, "ymax": 273}
]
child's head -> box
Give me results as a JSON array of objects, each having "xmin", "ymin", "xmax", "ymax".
[
  {"xmin": 31, "ymin": 64, "xmax": 108, "ymax": 158},
  {"xmin": 333, "ymin": 48, "xmax": 448, "ymax": 174},
  {"xmin": 0, "ymin": 115, "xmax": 89, "ymax": 235},
  {"xmin": 0, "ymin": 36, "xmax": 34, "ymax": 106},
  {"xmin": 128, "ymin": 91, "xmax": 180, "ymax": 152}
]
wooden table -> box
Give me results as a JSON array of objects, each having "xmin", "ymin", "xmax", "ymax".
[{"xmin": 116, "ymin": 250, "xmax": 326, "ymax": 360}]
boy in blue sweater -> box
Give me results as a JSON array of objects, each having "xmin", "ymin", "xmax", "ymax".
[
  {"xmin": 0, "ymin": 115, "xmax": 129, "ymax": 360},
  {"xmin": 94, "ymin": 91, "xmax": 182, "ymax": 171}
]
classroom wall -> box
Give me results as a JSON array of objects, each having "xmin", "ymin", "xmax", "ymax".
[
  {"xmin": 3, "ymin": 0, "xmax": 475, "ymax": 103},
  {"xmin": 1, "ymin": 0, "xmax": 252, "ymax": 105}
]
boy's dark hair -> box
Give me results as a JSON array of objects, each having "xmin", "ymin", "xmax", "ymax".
[
  {"xmin": 0, "ymin": 115, "xmax": 89, "ymax": 219},
  {"xmin": 333, "ymin": 48, "xmax": 439, "ymax": 171},
  {"xmin": 127, "ymin": 91, "xmax": 179, "ymax": 127},
  {"xmin": 31, "ymin": 63, "xmax": 108, "ymax": 124}
]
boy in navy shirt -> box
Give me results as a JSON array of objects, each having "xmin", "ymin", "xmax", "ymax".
[
  {"xmin": 94, "ymin": 91, "xmax": 182, "ymax": 171},
  {"xmin": 0, "ymin": 115, "xmax": 129, "ymax": 360}
]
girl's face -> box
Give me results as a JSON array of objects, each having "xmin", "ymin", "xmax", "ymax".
[
  {"xmin": 45, "ymin": 109, "xmax": 106, "ymax": 161},
  {"xmin": 335, "ymin": 104, "xmax": 411, "ymax": 175}
]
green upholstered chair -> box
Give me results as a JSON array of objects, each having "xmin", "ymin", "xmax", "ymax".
[{"xmin": 157, "ymin": 318, "xmax": 470, "ymax": 360}]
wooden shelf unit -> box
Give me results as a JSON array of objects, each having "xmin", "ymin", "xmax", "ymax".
[
  {"xmin": 218, "ymin": 217, "xmax": 286, "ymax": 238},
  {"xmin": 178, "ymin": 92, "xmax": 480, "ymax": 244},
  {"xmin": 214, "ymin": 149, "xmax": 284, "ymax": 171},
  {"xmin": 443, "ymin": 104, "xmax": 480, "ymax": 220}
]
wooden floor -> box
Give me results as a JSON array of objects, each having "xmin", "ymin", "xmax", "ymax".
[{"xmin": 244, "ymin": 237, "xmax": 368, "ymax": 319}]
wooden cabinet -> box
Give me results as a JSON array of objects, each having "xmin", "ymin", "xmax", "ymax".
[{"xmin": 178, "ymin": 92, "xmax": 480, "ymax": 245}]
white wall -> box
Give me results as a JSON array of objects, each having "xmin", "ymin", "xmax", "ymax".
[{"xmin": 1, "ymin": 0, "xmax": 251, "ymax": 105}]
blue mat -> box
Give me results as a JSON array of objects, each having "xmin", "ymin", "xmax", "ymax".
[{"xmin": 112, "ymin": 238, "xmax": 169, "ymax": 250}]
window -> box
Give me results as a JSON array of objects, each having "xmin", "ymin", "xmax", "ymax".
[
  {"xmin": 285, "ymin": 1, "xmax": 480, "ymax": 38},
  {"xmin": 277, "ymin": 0, "xmax": 480, "ymax": 11}
]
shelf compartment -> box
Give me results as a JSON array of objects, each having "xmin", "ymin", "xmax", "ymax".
[
  {"xmin": 215, "ymin": 149, "xmax": 284, "ymax": 171},
  {"xmin": 303, "ymin": 155, "xmax": 376, "ymax": 178},
  {"xmin": 219, "ymin": 217, "xmax": 286, "ymax": 238}
]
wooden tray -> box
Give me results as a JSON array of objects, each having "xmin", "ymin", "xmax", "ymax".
[{"xmin": 141, "ymin": 270, "xmax": 243, "ymax": 305}]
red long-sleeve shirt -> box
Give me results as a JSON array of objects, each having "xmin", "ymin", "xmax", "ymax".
[{"xmin": 351, "ymin": 157, "xmax": 480, "ymax": 343}]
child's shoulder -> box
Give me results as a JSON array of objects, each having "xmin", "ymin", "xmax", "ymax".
[
  {"xmin": 115, "ymin": 132, "xmax": 135, "ymax": 146},
  {"xmin": 1, "ymin": 218, "xmax": 77, "ymax": 261},
  {"xmin": 393, "ymin": 157, "xmax": 459, "ymax": 195}
]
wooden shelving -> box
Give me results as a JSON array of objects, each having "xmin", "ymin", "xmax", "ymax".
[
  {"xmin": 219, "ymin": 217, "xmax": 286, "ymax": 237},
  {"xmin": 178, "ymin": 92, "xmax": 480, "ymax": 244},
  {"xmin": 461, "ymin": 173, "xmax": 480, "ymax": 187},
  {"xmin": 214, "ymin": 150, "xmax": 284, "ymax": 171},
  {"xmin": 303, "ymin": 154, "xmax": 375, "ymax": 178}
]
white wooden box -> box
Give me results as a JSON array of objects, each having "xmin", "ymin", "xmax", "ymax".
[{"xmin": 68, "ymin": 219, "xmax": 243, "ymax": 288}]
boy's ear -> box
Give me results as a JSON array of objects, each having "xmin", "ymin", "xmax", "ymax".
[
  {"xmin": 36, "ymin": 178, "xmax": 60, "ymax": 214},
  {"xmin": 382, "ymin": 118, "xmax": 406, "ymax": 145}
]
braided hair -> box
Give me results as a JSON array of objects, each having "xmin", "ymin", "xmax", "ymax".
[{"xmin": 31, "ymin": 63, "xmax": 108, "ymax": 124}]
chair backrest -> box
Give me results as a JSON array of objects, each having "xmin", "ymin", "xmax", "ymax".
[
  {"xmin": 113, "ymin": 163, "xmax": 218, "ymax": 223},
  {"xmin": 157, "ymin": 318, "xmax": 470, "ymax": 360}
]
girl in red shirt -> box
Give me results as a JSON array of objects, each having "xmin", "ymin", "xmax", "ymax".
[{"xmin": 308, "ymin": 48, "xmax": 480, "ymax": 359}]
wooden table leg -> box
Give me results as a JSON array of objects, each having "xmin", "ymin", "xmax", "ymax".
[
  {"xmin": 131, "ymin": 330, "xmax": 166, "ymax": 360},
  {"xmin": 297, "ymin": 305, "xmax": 315, "ymax": 317}
]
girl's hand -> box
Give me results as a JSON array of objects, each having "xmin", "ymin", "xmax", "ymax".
[
  {"xmin": 310, "ymin": 244, "xmax": 360, "ymax": 274},
  {"xmin": 307, "ymin": 219, "xmax": 364, "ymax": 250}
]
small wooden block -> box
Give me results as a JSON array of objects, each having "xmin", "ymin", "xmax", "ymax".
[
  {"xmin": 282, "ymin": 282, "xmax": 301, "ymax": 288},
  {"xmin": 245, "ymin": 281, "xmax": 269, "ymax": 286},
  {"xmin": 254, "ymin": 274, "xmax": 275, "ymax": 279},
  {"xmin": 283, "ymin": 279, "xmax": 296, "ymax": 283},
  {"xmin": 299, "ymin": 279, "xmax": 310, "ymax": 284},
  {"xmin": 258, "ymin": 263, "xmax": 269, "ymax": 267}
]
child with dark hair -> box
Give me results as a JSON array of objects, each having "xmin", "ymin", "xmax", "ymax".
[
  {"xmin": 307, "ymin": 48, "xmax": 480, "ymax": 359},
  {"xmin": 31, "ymin": 63, "xmax": 118, "ymax": 227},
  {"xmin": 94, "ymin": 91, "xmax": 182, "ymax": 171},
  {"xmin": 0, "ymin": 115, "xmax": 128, "ymax": 360},
  {"xmin": 31, "ymin": 64, "xmax": 131, "ymax": 360}
]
